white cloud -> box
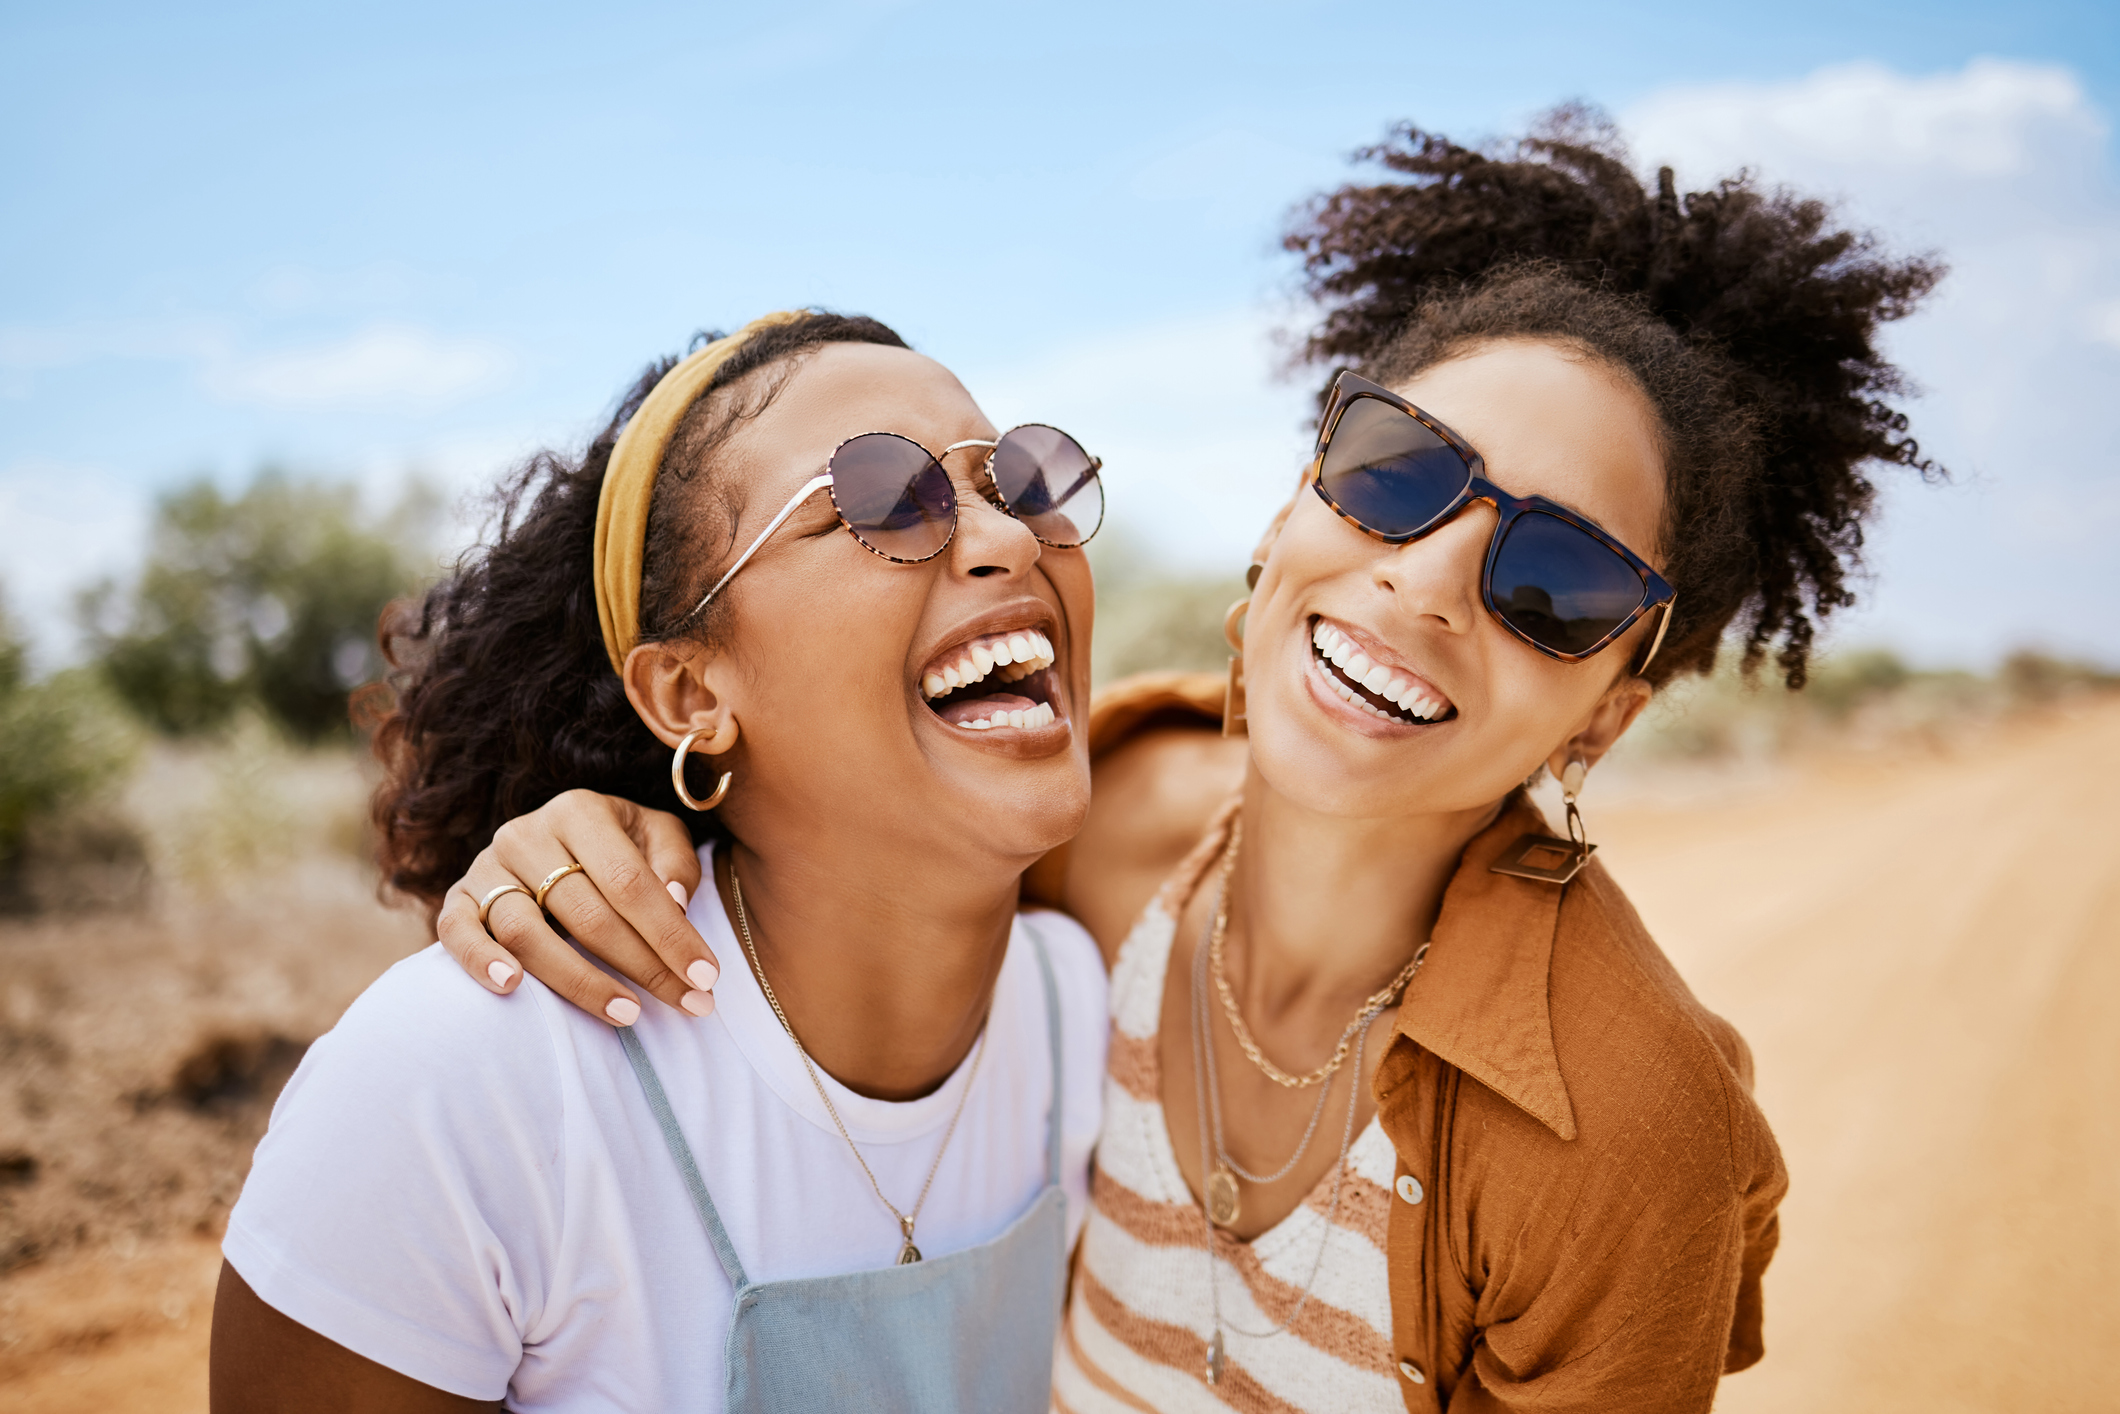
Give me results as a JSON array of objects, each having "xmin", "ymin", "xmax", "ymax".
[
  {"xmin": 1627, "ymin": 59, "xmax": 2105, "ymax": 188},
  {"xmin": 1621, "ymin": 58, "xmax": 2120, "ymax": 666},
  {"xmin": 201, "ymin": 324, "xmax": 513, "ymax": 408},
  {"xmin": 0, "ymin": 318, "xmax": 514, "ymax": 411},
  {"xmin": 0, "ymin": 459, "xmax": 152, "ymax": 670}
]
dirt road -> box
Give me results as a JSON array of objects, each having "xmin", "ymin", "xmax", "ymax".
[{"xmin": 4, "ymin": 700, "xmax": 2116, "ymax": 1410}]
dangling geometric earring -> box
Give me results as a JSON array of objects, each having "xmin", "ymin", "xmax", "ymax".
[
  {"xmin": 1490, "ymin": 756, "xmax": 1596, "ymax": 884},
  {"xmin": 1221, "ymin": 563, "xmax": 1263, "ymax": 738},
  {"xmin": 671, "ymin": 727, "xmax": 734, "ymax": 811}
]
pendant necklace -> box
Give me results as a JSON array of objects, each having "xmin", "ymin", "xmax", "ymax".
[
  {"xmin": 1187, "ymin": 813, "xmax": 1431, "ymax": 1386},
  {"xmin": 732, "ymin": 862, "xmax": 986, "ymax": 1264},
  {"xmin": 1190, "ymin": 917, "xmax": 1370, "ymax": 1385},
  {"xmin": 1199, "ymin": 819, "xmax": 1429, "ymax": 1229}
]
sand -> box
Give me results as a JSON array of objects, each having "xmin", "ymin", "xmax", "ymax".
[{"xmin": 3, "ymin": 699, "xmax": 2115, "ymax": 1410}]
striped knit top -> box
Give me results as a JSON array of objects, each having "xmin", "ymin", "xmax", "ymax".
[{"xmin": 1052, "ymin": 814, "xmax": 1405, "ymax": 1413}]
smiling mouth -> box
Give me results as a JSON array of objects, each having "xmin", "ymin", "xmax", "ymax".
[
  {"xmin": 1309, "ymin": 618, "xmax": 1457, "ymax": 726},
  {"xmin": 920, "ymin": 629, "xmax": 1060, "ymax": 731}
]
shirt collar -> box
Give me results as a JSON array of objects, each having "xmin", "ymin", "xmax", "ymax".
[{"xmin": 1393, "ymin": 794, "xmax": 1578, "ymax": 1141}]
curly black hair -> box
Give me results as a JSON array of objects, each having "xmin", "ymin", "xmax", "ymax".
[
  {"xmin": 369, "ymin": 312, "xmax": 908, "ymax": 910},
  {"xmin": 1282, "ymin": 108, "xmax": 1944, "ymax": 687}
]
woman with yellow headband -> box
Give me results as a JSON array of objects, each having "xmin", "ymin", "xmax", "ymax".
[
  {"xmin": 212, "ymin": 311, "xmax": 1114, "ymax": 1411},
  {"xmin": 408, "ymin": 123, "xmax": 1947, "ymax": 1411}
]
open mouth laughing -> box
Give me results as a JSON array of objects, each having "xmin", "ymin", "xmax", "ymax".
[
  {"xmin": 1308, "ymin": 617, "xmax": 1458, "ymax": 726},
  {"xmin": 920, "ymin": 628, "xmax": 1061, "ymax": 732}
]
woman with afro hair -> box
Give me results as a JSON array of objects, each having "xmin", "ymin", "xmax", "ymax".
[{"xmin": 413, "ymin": 111, "xmax": 1941, "ymax": 1410}]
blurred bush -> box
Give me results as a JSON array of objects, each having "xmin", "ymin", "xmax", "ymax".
[
  {"xmin": 1088, "ymin": 528, "xmax": 1247, "ymax": 686},
  {"xmin": 1627, "ymin": 646, "xmax": 2120, "ymax": 761},
  {"xmin": 0, "ymin": 596, "xmax": 142, "ymax": 912},
  {"xmin": 78, "ymin": 470, "xmax": 438, "ymax": 741}
]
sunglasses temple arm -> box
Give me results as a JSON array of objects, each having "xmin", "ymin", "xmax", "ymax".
[
  {"xmin": 686, "ymin": 473, "xmax": 834, "ymax": 620},
  {"xmin": 1633, "ymin": 594, "xmax": 1677, "ymax": 676}
]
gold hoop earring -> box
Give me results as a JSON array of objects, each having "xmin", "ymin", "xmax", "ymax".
[
  {"xmin": 1221, "ymin": 595, "xmax": 1249, "ymax": 738},
  {"xmin": 1491, "ymin": 755, "xmax": 1596, "ymax": 884},
  {"xmin": 672, "ymin": 728, "xmax": 734, "ymax": 812}
]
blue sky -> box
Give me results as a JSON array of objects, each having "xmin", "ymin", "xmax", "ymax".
[{"xmin": 4, "ymin": 0, "xmax": 2117, "ymax": 668}]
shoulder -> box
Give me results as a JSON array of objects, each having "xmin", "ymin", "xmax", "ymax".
[
  {"xmin": 297, "ymin": 943, "xmax": 568, "ymax": 1098},
  {"xmin": 1546, "ymin": 863, "xmax": 1782, "ymax": 1188},
  {"xmin": 1060, "ymin": 672, "xmax": 1246, "ymax": 961}
]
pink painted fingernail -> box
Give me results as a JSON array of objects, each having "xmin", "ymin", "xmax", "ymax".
[
  {"xmin": 667, "ymin": 880, "xmax": 689, "ymax": 909},
  {"xmin": 487, "ymin": 959, "xmax": 516, "ymax": 989},
  {"xmin": 605, "ymin": 997, "xmax": 641, "ymax": 1026},
  {"xmin": 686, "ymin": 959, "xmax": 719, "ymax": 991},
  {"xmin": 681, "ymin": 989, "xmax": 716, "ymax": 1018}
]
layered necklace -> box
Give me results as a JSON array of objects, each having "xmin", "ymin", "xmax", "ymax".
[
  {"xmin": 731, "ymin": 863, "xmax": 986, "ymax": 1265},
  {"xmin": 1189, "ymin": 817, "xmax": 1429, "ymax": 1385}
]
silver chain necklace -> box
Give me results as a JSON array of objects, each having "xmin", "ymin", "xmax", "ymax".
[
  {"xmin": 1189, "ymin": 894, "xmax": 1370, "ymax": 1386},
  {"xmin": 731, "ymin": 863, "xmax": 987, "ymax": 1264}
]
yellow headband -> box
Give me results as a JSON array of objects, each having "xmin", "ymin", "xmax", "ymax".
[{"xmin": 593, "ymin": 311, "xmax": 805, "ymax": 674}]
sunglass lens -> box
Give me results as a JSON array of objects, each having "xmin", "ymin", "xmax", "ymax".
[
  {"xmin": 1489, "ymin": 512, "xmax": 1648, "ymax": 656},
  {"xmin": 830, "ymin": 433, "xmax": 956, "ymax": 561},
  {"xmin": 991, "ymin": 425, "xmax": 1103, "ymax": 547},
  {"xmin": 1317, "ymin": 396, "xmax": 1471, "ymax": 536}
]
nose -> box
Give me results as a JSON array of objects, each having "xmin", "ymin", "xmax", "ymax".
[
  {"xmin": 945, "ymin": 463, "xmax": 1040, "ymax": 581},
  {"xmin": 1371, "ymin": 499, "xmax": 1490, "ymax": 636}
]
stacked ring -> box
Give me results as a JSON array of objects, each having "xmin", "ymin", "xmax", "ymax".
[
  {"xmin": 534, "ymin": 861, "xmax": 587, "ymax": 912},
  {"xmin": 476, "ymin": 882, "xmax": 532, "ymax": 928}
]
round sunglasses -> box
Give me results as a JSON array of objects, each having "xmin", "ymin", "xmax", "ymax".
[
  {"xmin": 1309, "ymin": 371, "xmax": 1676, "ymax": 669},
  {"xmin": 686, "ymin": 422, "xmax": 1104, "ymax": 618}
]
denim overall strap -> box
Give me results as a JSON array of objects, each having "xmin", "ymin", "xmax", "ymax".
[
  {"xmin": 618, "ymin": 1024, "xmax": 749, "ymax": 1289},
  {"xmin": 622, "ymin": 922, "xmax": 1068, "ymax": 1413},
  {"xmin": 1028, "ymin": 917, "xmax": 1063, "ymax": 1189}
]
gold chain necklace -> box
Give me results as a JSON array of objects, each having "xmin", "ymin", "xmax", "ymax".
[
  {"xmin": 730, "ymin": 863, "xmax": 987, "ymax": 1264},
  {"xmin": 1208, "ymin": 817, "xmax": 1425, "ymax": 1090}
]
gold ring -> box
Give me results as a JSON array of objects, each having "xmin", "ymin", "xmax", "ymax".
[
  {"xmin": 534, "ymin": 861, "xmax": 587, "ymax": 912},
  {"xmin": 476, "ymin": 882, "xmax": 532, "ymax": 928}
]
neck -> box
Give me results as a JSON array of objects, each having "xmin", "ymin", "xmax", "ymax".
[
  {"xmin": 714, "ymin": 826, "xmax": 1020, "ymax": 1103},
  {"xmin": 1225, "ymin": 759, "xmax": 1502, "ymax": 1025}
]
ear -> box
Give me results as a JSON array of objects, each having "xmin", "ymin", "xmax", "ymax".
[
  {"xmin": 1544, "ymin": 674, "xmax": 1653, "ymax": 784},
  {"xmin": 622, "ymin": 638, "xmax": 741, "ymax": 755}
]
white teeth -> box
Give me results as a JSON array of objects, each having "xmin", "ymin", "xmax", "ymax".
[
  {"xmin": 922, "ymin": 630, "xmax": 1058, "ymax": 701},
  {"xmin": 952, "ymin": 701, "xmax": 1055, "ymax": 732},
  {"xmin": 1362, "ymin": 664, "xmax": 1392, "ymax": 694}
]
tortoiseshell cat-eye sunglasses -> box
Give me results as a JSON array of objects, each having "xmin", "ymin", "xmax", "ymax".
[
  {"xmin": 1308, "ymin": 371, "xmax": 1676, "ymax": 670},
  {"xmin": 687, "ymin": 423, "xmax": 1104, "ymax": 617}
]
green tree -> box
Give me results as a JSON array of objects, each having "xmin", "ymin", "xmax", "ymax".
[
  {"xmin": 0, "ymin": 597, "xmax": 138, "ymax": 906},
  {"xmin": 81, "ymin": 471, "xmax": 436, "ymax": 741}
]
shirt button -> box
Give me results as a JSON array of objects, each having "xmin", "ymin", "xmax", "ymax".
[
  {"xmin": 1396, "ymin": 1174, "xmax": 1425, "ymax": 1205},
  {"xmin": 1398, "ymin": 1358, "xmax": 1426, "ymax": 1385}
]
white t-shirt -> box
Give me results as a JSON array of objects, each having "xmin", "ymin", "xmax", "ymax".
[{"xmin": 224, "ymin": 847, "xmax": 1108, "ymax": 1411}]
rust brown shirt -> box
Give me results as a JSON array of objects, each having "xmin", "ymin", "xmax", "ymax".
[{"xmin": 1039, "ymin": 675, "xmax": 1786, "ymax": 1412}]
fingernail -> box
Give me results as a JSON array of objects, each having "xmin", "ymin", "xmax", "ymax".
[
  {"xmin": 667, "ymin": 879, "xmax": 689, "ymax": 909},
  {"xmin": 487, "ymin": 959, "xmax": 516, "ymax": 989},
  {"xmin": 686, "ymin": 959, "xmax": 719, "ymax": 991},
  {"xmin": 681, "ymin": 989, "xmax": 716, "ymax": 1018},
  {"xmin": 605, "ymin": 997, "xmax": 641, "ymax": 1026}
]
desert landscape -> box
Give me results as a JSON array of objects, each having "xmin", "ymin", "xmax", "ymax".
[{"xmin": 2, "ymin": 686, "xmax": 2116, "ymax": 1411}]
